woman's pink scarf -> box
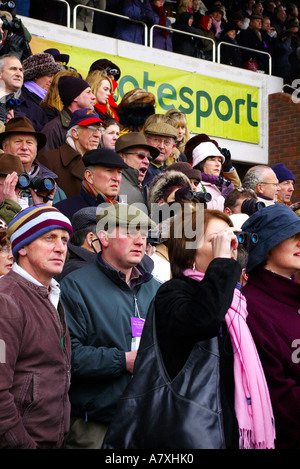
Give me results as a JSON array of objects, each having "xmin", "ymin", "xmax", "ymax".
[{"xmin": 183, "ymin": 268, "xmax": 276, "ymax": 449}]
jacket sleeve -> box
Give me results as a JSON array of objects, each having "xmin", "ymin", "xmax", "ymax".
[
  {"xmin": 60, "ymin": 278, "xmax": 127, "ymax": 379},
  {"xmin": 0, "ymin": 296, "xmax": 37, "ymax": 449},
  {"xmin": 155, "ymin": 258, "xmax": 241, "ymax": 341}
]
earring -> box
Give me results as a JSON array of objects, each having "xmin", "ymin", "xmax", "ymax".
[{"xmin": 192, "ymin": 262, "xmax": 196, "ymax": 271}]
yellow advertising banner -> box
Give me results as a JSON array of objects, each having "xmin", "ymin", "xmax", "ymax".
[{"xmin": 31, "ymin": 37, "xmax": 260, "ymax": 144}]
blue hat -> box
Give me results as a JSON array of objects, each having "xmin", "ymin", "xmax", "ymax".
[
  {"xmin": 68, "ymin": 108, "xmax": 106, "ymax": 129},
  {"xmin": 272, "ymin": 163, "xmax": 295, "ymax": 184},
  {"xmin": 241, "ymin": 204, "xmax": 300, "ymax": 273}
]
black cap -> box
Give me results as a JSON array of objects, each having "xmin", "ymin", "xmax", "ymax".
[{"xmin": 82, "ymin": 149, "xmax": 129, "ymax": 169}]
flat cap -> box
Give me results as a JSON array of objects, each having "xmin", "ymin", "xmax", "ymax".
[
  {"xmin": 96, "ymin": 203, "xmax": 156, "ymax": 232},
  {"xmin": 71, "ymin": 206, "xmax": 97, "ymax": 231},
  {"xmin": 143, "ymin": 122, "xmax": 178, "ymax": 139},
  {"xmin": 82, "ymin": 149, "xmax": 129, "ymax": 169}
]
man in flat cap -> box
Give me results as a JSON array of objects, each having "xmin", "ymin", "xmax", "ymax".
[
  {"xmin": 38, "ymin": 108, "xmax": 106, "ymax": 197},
  {"xmin": 54, "ymin": 148, "xmax": 128, "ymax": 220},
  {"xmin": 115, "ymin": 132, "xmax": 159, "ymax": 211},
  {"xmin": 60, "ymin": 203, "xmax": 160, "ymax": 449},
  {"xmin": 142, "ymin": 119, "xmax": 178, "ymax": 186},
  {"xmin": 0, "ymin": 205, "xmax": 73, "ymax": 448},
  {"xmin": 56, "ymin": 206, "xmax": 100, "ymax": 282},
  {"xmin": 41, "ymin": 75, "xmax": 96, "ymax": 153}
]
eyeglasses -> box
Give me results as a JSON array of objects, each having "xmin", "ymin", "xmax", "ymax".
[
  {"xmin": 124, "ymin": 152, "xmax": 152, "ymax": 161},
  {"xmin": 260, "ymin": 182, "xmax": 279, "ymax": 186},
  {"xmin": 84, "ymin": 125, "xmax": 103, "ymax": 133},
  {"xmin": 147, "ymin": 136, "xmax": 174, "ymax": 147}
]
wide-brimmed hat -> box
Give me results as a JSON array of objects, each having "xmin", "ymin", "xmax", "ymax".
[
  {"xmin": 0, "ymin": 117, "xmax": 47, "ymax": 151},
  {"xmin": 44, "ymin": 48, "xmax": 70, "ymax": 64},
  {"xmin": 0, "ymin": 152, "xmax": 24, "ymax": 175},
  {"xmin": 82, "ymin": 149, "xmax": 128, "ymax": 169},
  {"xmin": 115, "ymin": 132, "xmax": 160, "ymax": 159},
  {"xmin": 241, "ymin": 203, "xmax": 300, "ymax": 273},
  {"xmin": 23, "ymin": 53, "xmax": 61, "ymax": 82}
]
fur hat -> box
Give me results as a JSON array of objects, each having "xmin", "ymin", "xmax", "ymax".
[
  {"xmin": 8, "ymin": 205, "xmax": 73, "ymax": 257},
  {"xmin": 117, "ymin": 89, "xmax": 156, "ymax": 131},
  {"xmin": 184, "ymin": 133, "xmax": 224, "ymax": 166},
  {"xmin": 23, "ymin": 53, "xmax": 61, "ymax": 82},
  {"xmin": 148, "ymin": 170, "xmax": 192, "ymax": 207}
]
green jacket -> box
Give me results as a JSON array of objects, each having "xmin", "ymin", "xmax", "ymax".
[
  {"xmin": 0, "ymin": 199, "xmax": 21, "ymax": 225},
  {"xmin": 60, "ymin": 255, "xmax": 160, "ymax": 424}
]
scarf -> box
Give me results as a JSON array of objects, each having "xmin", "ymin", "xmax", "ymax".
[
  {"xmin": 201, "ymin": 172, "xmax": 234, "ymax": 198},
  {"xmin": 82, "ymin": 179, "xmax": 118, "ymax": 204},
  {"xmin": 151, "ymin": 4, "xmax": 168, "ymax": 38},
  {"xmin": 183, "ymin": 267, "xmax": 276, "ymax": 449},
  {"xmin": 24, "ymin": 80, "xmax": 47, "ymax": 101}
]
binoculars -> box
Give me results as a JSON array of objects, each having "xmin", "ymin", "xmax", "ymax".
[
  {"xmin": 236, "ymin": 231, "xmax": 258, "ymax": 246},
  {"xmin": 17, "ymin": 173, "xmax": 55, "ymax": 192}
]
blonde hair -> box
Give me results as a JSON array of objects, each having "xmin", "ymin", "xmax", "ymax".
[
  {"xmin": 86, "ymin": 70, "xmax": 114, "ymax": 117},
  {"xmin": 40, "ymin": 69, "xmax": 80, "ymax": 112},
  {"xmin": 166, "ymin": 108, "xmax": 191, "ymax": 154}
]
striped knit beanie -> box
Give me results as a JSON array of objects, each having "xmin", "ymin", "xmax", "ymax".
[{"xmin": 7, "ymin": 205, "xmax": 73, "ymax": 257}]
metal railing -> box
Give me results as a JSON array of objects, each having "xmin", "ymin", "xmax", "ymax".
[
  {"xmin": 217, "ymin": 41, "xmax": 272, "ymax": 75},
  {"xmin": 149, "ymin": 24, "xmax": 216, "ymax": 62},
  {"xmin": 56, "ymin": 0, "xmax": 71, "ymax": 28},
  {"xmin": 72, "ymin": 4, "xmax": 148, "ymax": 47},
  {"xmin": 68, "ymin": 4, "xmax": 274, "ymax": 74}
]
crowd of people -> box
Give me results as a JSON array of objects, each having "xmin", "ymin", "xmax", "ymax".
[
  {"xmin": 0, "ymin": 3, "xmax": 299, "ymax": 452},
  {"xmin": 15, "ymin": 0, "xmax": 300, "ymax": 84}
]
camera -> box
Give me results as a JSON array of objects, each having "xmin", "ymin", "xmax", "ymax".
[
  {"xmin": 241, "ymin": 198, "xmax": 265, "ymax": 216},
  {"xmin": 236, "ymin": 231, "xmax": 258, "ymax": 248},
  {"xmin": 147, "ymin": 229, "xmax": 161, "ymax": 246},
  {"xmin": 0, "ymin": 1, "xmax": 16, "ymax": 16},
  {"xmin": 0, "ymin": 93, "xmax": 20, "ymax": 124},
  {"xmin": 17, "ymin": 173, "xmax": 55, "ymax": 192},
  {"xmin": 1, "ymin": 17, "xmax": 21, "ymax": 34}
]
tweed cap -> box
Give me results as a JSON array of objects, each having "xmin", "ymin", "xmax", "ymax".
[
  {"xmin": 96, "ymin": 203, "xmax": 155, "ymax": 232},
  {"xmin": 241, "ymin": 203, "xmax": 300, "ymax": 273},
  {"xmin": 23, "ymin": 53, "xmax": 61, "ymax": 82},
  {"xmin": 72, "ymin": 206, "xmax": 97, "ymax": 231},
  {"xmin": 115, "ymin": 132, "xmax": 160, "ymax": 159},
  {"xmin": 82, "ymin": 148, "xmax": 128, "ymax": 169},
  {"xmin": 7, "ymin": 205, "xmax": 73, "ymax": 257},
  {"xmin": 0, "ymin": 152, "xmax": 24, "ymax": 175},
  {"xmin": 143, "ymin": 122, "xmax": 178, "ymax": 139}
]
